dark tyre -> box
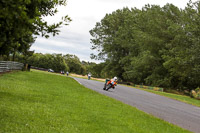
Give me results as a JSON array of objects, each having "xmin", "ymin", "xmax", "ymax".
[
  {"xmin": 106, "ymin": 84, "xmax": 112, "ymax": 91},
  {"xmin": 103, "ymin": 83, "xmax": 107, "ymax": 90}
]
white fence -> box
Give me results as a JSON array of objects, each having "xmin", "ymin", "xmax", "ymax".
[{"xmin": 0, "ymin": 61, "xmax": 24, "ymax": 73}]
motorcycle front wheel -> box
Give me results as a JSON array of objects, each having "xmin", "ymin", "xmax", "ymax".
[{"xmin": 106, "ymin": 84, "xmax": 112, "ymax": 91}]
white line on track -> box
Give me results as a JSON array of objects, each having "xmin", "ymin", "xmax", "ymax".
[{"xmin": 71, "ymin": 77, "xmax": 82, "ymax": 85}]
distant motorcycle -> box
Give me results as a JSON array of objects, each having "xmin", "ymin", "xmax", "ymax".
[{"xmin": 103, "ymin": 79, "xmax": 117, "ymax": 91}]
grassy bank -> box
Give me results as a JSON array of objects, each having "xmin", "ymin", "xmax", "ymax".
[{"xmin": 0, "ymin": 71, "xmax": 190, "ymax": 133}]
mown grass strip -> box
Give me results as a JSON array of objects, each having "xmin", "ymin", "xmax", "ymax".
[
  {"xmin": 0, "ymin": 71, "xmax": 190, "ymax": 133},
  {"xmin": 139, "ymin": 88, "xmax": 200, "ymax": 107}
]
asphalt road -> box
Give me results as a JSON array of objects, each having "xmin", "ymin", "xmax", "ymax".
[{"xmin": 73, "ymin": 77, "xmax": 200, "ymax": 133}]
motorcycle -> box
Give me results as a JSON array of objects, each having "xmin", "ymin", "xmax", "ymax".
[{"xmin": 103, "ymin": 79, "xmax": 117, "ymax": 91}]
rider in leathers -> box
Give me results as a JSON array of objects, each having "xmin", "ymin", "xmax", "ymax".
[{"xmin": 103, "ymin": 77, "xmax": 117, "ymax": 90}]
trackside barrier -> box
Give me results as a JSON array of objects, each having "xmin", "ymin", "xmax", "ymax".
[
  {"xmin": 0, "ymin": 61, "xmax": 24, "ymax": 73},
  {"xmin": 133, "ymin": 84, "xmax": 164, "ymax": 92}
]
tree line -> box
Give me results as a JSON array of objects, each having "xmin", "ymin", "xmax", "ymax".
[
  {"xmin": 90, "ymin": 1, "xmax": 200, "ymax": 91},
  {"xmin": 14, "ymin": 52, "xmax": 102, "ymax": 77},
  {"xmin": 14, "ymin": 53, "xmax": 90, "ymax": 74}
]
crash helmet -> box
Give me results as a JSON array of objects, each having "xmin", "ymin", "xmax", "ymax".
[{"xmin": 113, "ymin": 76, "xmax": 117, "ymax": 81}]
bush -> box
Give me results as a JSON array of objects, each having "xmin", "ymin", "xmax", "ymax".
[{"xmin": 190, "ymin": 87, "xmax": 200, "ymax": 100}]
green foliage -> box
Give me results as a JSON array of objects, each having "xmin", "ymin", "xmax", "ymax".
[
  {"xmin": 190, "ymin": 87, "xmax": 200, "ymax": 100},
  {"xmin": 0, "ymin": 0, "xmax": 71, "ymax": 60},
  {"xmin": 90, "ymin": 1, "xmax": 200, "ymax": 91},
  {"xmin": 87, "ymin": 62, "xmax": 106, "ymax": 78},
  {"xmin": 23, "ymin": 53, "xmax": 88, "ymax": 75},
  {"xmin": 27, "ymin": 53, "xmax": 69, "ymax": 72},
  {"xmin": 64, "ymin": 54, "xmax": 86, "ymax": 75}
]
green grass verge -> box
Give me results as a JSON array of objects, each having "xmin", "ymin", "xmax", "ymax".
[
  {"xmin": 140, "ymin": 88, "xmax": 200, "ymax": 107},
  {"xmin": 0, "ymin": 70, "xmax": 190, "ymax": 133}
]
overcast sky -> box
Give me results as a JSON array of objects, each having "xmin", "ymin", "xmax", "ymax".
[{"xmin": 30, "ymin": 0, "xmax": 196, "ymax": 63}]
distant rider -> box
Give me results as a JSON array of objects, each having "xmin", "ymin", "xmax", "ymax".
[
  {"xmin": 66, "ymin": 71, "xmax": 69, "ymax": 76},
  {"xmin": 88, "ymin": 73, "xmax": 91, "ymax": 80}
]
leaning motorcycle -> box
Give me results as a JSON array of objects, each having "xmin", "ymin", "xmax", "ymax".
[{"xmin": 103, "ymin": 79, "xmax": 117, "ymax": 91}]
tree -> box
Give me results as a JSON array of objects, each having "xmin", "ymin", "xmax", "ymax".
[
  {"xmin": 90, "ymin": 8, "xmax": 138, "ymax": 80},
  {"xmin": 90, "ymin": 1, "xmax": 200, "ymax": 91},
  {"xmin": 162, "ymin": 1, "xmax": 200, "ymax": 89},
  {"xmin": 0, "ymin": 0, "xmax": 71, "ymax": 60},
  {"xmin": 27, "ymin": 53, "xmax": 69, "ymax": 72},
  {"xmin": 86, "ymin": 62, "xmax": 105, "ymax": 78},
  {"xmin": 64, "ymin": 54, "xmax": 85, "ymax": 75}
]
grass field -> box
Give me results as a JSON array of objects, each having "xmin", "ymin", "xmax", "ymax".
[{"xmin": 0, "ymin": 70, "xmax": 191, "ymax": 133}]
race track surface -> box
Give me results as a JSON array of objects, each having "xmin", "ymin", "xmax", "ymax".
[{"xmin": 73, "ymin": 77, "xmax": 200, "ymax": 133}]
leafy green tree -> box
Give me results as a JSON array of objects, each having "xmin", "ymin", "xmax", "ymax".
[
  {"xmin": 64, "ymin": 54, "xmax": 85, "ymax": 74},
  {"xmin": 90, "ymin": 1, "xmax": 200, "ymax": 91},
  {"xmin": 86, "ymin": 62, "xmax": 105, "ymax": 78},
  {"xmin": 162, "ymin": 1, "xmax": 200, "ymax": 89},
  {"xmin": 27, "ymin": 53, "xmax": 69, "ymax": 72},
  {"xmin": 90, "ymin": 8, "xmax": 139, "ymax": 80},
  {"xmin": 0, "ymin": 0, "xmax": 71, "ymax": 60}
]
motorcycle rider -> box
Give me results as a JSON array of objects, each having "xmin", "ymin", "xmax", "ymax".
[
  {"xmin": 88, "ymin": 73, "xmax": 92, "ymax": 80},
  {"xmin": 103, "ymin": 76, "xmax": 118, "ymax": 90}
]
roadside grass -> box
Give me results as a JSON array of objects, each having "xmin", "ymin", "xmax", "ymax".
[
  {"xmin": 0, "ymin": 71, "xmax": 190, "ymax": 133},
  {"xmin": 140, "ymin": 88, "xmax": 200, "ymax": 107}
]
